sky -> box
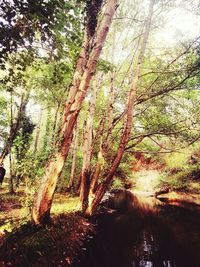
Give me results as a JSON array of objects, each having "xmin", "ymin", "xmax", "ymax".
[{"xmin": 157, "ymin": 6, "xmax": 200, "ymax": 46}]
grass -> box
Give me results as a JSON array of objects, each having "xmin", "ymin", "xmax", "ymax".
[
  {"xmin": 0, "ymin": 213, "xmax": 95, "ymax": 267},
  {"xmin": 0, "ymin": 186, "xmax": 91, "ymax": 266},
  {"xmin": 165, "ymin": 151, "xmax": 188, "ymax": 169},
  {"xmin": 0, "ymin": 186, "xmax": 29, "ymax": 236},
  {"xmin": 52, "ymin": 194, "xmax": 80, "ymax": 216},
  {"xmin": 0, "ymin": 183, "xmax": 81, "ymax": 244}
]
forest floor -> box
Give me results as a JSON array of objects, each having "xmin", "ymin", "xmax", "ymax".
[
  {"xmin": 0, "ymin": 170, "xmax": 200, "ymax": 266},
  {"xmin": 0, "ymin": 182, "xmax": 81, "ymax": 237},
  {"xmin": 0, "ymin": 184, "xmax": 97, "ymax": 267}
]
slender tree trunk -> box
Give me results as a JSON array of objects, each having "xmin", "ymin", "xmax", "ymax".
[
  {"xmin": 67, "ymin": 123, "xmax": 79, "ymax": 190},
  {"xmin": 9, "ymin": 152, "xmax": 14, "ymax": 194},
  {"xmin": 8, "ymin": 90, "xmax": 14, "ymax": 193},
  {"xmin": 51, "ymin": 104, "xmax": 60, "ymax": 148},
  {"xmin": 88, "ymin": 144, "xmax": 104, "ymax": 208},
  {"xmin": 102, "ymin": 71, "xmax": 116, "ymax": 153},
  {"xmin": 34, "ymin": 108, "xmax": 43, "ymax": 153},
  {"xmin": 80, "ymin": 78, "xmax": 99, "ymax": 211},
  {"xmin": 32, "ymin": 0, "xmax": 118, "ymax": 224},
  {"xmin": 42, "ymin": 108, "xmax": 51, "ymax": 153},
  {"xmin": 87, "ymin": 72, "xmax": 116, "ymax": 207},
  {"xmin": 75, "ymin": 173, "xmax": 82, "ymax": 194},
  {"xmin": 86, "ymin": 0, "xmax": 155, "ymax": 216}
]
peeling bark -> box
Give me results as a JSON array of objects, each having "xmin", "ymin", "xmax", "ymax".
[
  {"xmin": 88, "ymin": 145, "xmax": 104, "ymax": 208},
  {"xmin": 86, "ymin": 0, "xmax": 155, "ymax": 216},
  {"xmin": 67, "ymin": 123, "xmax": 79, "ymax": 190},
  {"xmin": 51, "ymin": 104, "xmax": 60, "ymax": 148},
  {"xmin": 32, "ymin": 0, "xmax": 119, "ymax": 224},
  {"xmin": 103, "ymin": 71, "xmax": 116, "ymax": 153},
  {"xmin": 80, "ymin": 78, "xmax": 99, "ymax": 211}
]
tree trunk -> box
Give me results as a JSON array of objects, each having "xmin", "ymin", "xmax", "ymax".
[
  {"xmin": 42, "ymin": 108, "xmax": 52, "ymax": 153},
  {"xmin": 86, "ymin": 0, "xmax": 155, "ymax": 216},
  {"xmin": 80, "ymin": 78, "xmax": 99, "ymax": 211},
  {"xmin": 34, "ymin": 108, "xmax": 43, "ymax": 153},
  {"xmin": 102, "ymin": 71, "xmax": 116, "ymax": 153},
  {"xmin": 88, "ymin": 145, "xmax": 104, "ymax": 208},
  {"xmin": 8, "ymin": 90, "xmax": 14, "ymax": 193},
  {"xmin": 32, "ymin": 0, "xmax": 119, "ymax": 224},
  {"xmin": 51, "ymin": 104, "xmax": 60, "ymax": 148},
  {"xmin": 9, "ymin": 152, "xmax": 14, "ymax": 194},
  {"xmin": 67, "ymin": 122, "xmax": 79, "ymax": 190}
]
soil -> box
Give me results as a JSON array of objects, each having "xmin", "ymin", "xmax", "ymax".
[{"xmin": 0, "ymin": 213, "xmax": 96, "ymax": 267}]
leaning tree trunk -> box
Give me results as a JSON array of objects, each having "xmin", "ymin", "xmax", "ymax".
[
  {"xmin": 87, "ymin": 74, "xmax": 116, "ymax": 207},
  {"xmin": 102, "ymin": 70, "xmax": 116, "ymax": 153},
  {"xmin": 88, "ymin": 144, "xmax": 104, "ymax": 208},
  {"xmin": 51, "ymin": 103, "xmax": 60, "ymax": 148},
  {"xmin": 86, "ymin": 79, "xmax": 115, "ymax": 203},
  {"xmin": 32, "ymin": 0, "xmax": 119, "ymax": 224},
  {"xmin": 80, "ymin": 78, "xmax": 99, "ymax": 211},
  {"xmin": 86, "ymin": 0, "xmax": 155, "ymax": 216},
  {"xmin": 67, "ymin": 122, "xmax": 79, "ymax": 190}
]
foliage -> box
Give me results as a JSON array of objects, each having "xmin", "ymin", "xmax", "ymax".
[
  {"xmin": 165, "ymin": 152, "xmax": 188, "ymax": 169},
  {"xmin": 111, "ymin": 177, "xmax": 124, "ymax": 190},
  {"xmin": 0, "ymin": 0, "xmax": 84, "ymax": 64},
  {"xmin": 57, "ymin": 150, "xmax": 83, "ymax": 193},
  {"xmin": 158, "ymin": 149, "xmax": 200, "ymax": 193},
  {"xmin": 0, "ymin": 97, "xmax": 9, "ymax": 147},
  {"xmin": 14, "ymin": 115, "xmax": 35, "ymax": 161}
]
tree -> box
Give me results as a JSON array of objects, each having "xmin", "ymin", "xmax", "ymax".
[
  {"xmin": 80, "ymin": 77, "xmax": 101, "ymax": 211},
  {"xmin": 67, "ymin": 122, "xmax": 79, "ymax": 191},
  {"xmin": 32, "ymin": 0, "xmax": 119, "ymax": 224},
  {"xmin": 0, "ymin": 51, "xmax": 34, "ymax": 164},
  {"xmin": 86, "ymin": 0, "xmax": 155, "ymax": 215}
]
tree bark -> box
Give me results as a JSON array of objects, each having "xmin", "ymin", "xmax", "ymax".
[
  {"xmin": 67, "ymin": 122, "xmax": 79, "ymax": 190},
  {"xmin": 102, "ymin": 71, "xmax": 116, "ymax": 153},
  {"xmin": 51, "ymin": 104, "xmax": 60, "ymax": 148},
  {"xmin": 88, "ymin": 145, "xmax": 104, "ymax": 208},
  {"xmin": 9, "ymin": 152, "xmax": 14, "ymax": 194},
  {"xmin": 9, "ymin": 90, "xmax": 15, "ymax": 194},
  {"xmin": 32, "ymin": 0, "xmax": 119, "ymax": 224},
  {"xmin": 34, "ymin": 108, "xmax": 43, "ymax": 153},
  {"xmin": 80, "ymin": 78, "xmax": 99, "ymax": 211},
  {"xmin": 86, "ymin": 0, "xmax": 155, "ymax": 216}
]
